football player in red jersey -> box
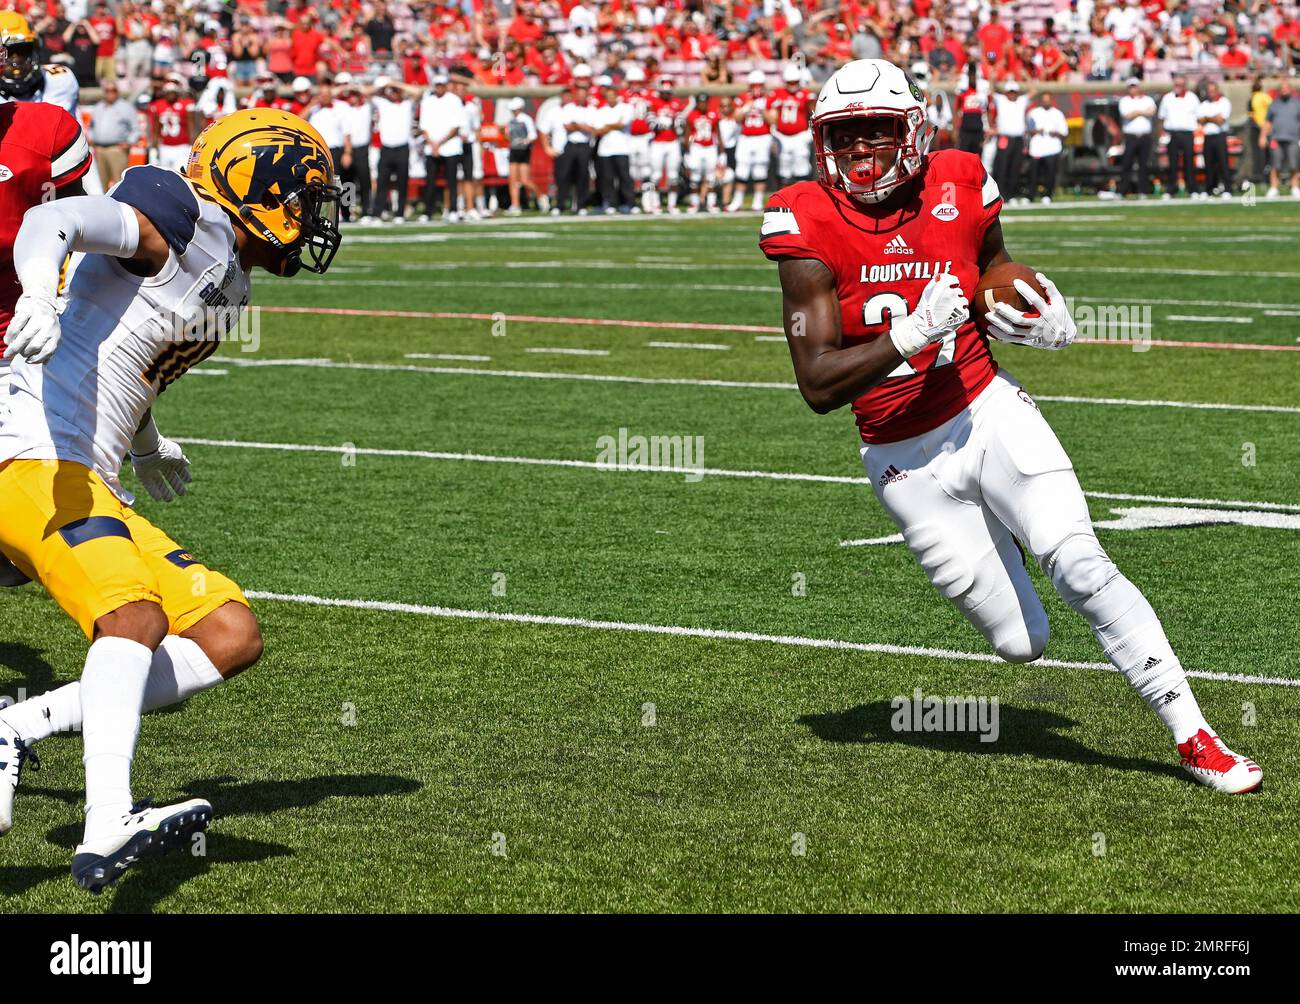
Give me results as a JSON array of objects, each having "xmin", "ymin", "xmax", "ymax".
[
  {"xmin": 621, "ymin": 65, "xmax": 654, "ymax": 212},
  {"xmin": 759, "ymin": 59, "xmax": 1262, "ymax": 794},
  {"xmin": 684, "ymin": 93, "xmax": 721, "ymax": 213},
  {"xmin": 770, "ymin": 63, "xmax": 815, "ymax": 188},
  {"xmin": 731, "ymin": 69, "xmax": 774, "ymax": 211},
  {"xmin": 0, "ymin": 90, "xmax": 93, "ymax": 587},
  {"xmin": 646, "ymin": 77, "xmax": 687, "ymax": 214},
  {"xmin": 148, "ymin": 74, "xmax": 200, "ymax": 172}
]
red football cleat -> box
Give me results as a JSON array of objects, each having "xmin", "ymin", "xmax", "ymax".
[{"xmin": 1177, "ymin": 729, "xmax": 1263, "ymax": 794}]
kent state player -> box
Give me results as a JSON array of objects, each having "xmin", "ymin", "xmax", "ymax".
[
  {"xmin": 759, "ymin": 59, "xmax": 1261, "ymax": 793},
  {"xmin": 0, "ymin": 12, "xmax": 79, "ymax": 113},
  {"xmin": 0, "ymin": 108, "xmax": 344, "ymax": 891}
]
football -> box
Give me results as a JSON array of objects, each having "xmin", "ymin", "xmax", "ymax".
[{"xmin": 972, "ymin": 261, "xmax": 1046, "ymax": 338}]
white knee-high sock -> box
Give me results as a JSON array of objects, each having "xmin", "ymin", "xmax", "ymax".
[
  {"xmin": 1, "ymin": 637, "xmax": 224, "ymax": 745},
  {"xmin": 82, "ymin": 634, "xmax": 152, "ymax": 837},
  {"xmin": 81, "ymin": 636, "xmax": 152, "ymax": 841},
  {"xmin": 1048, "ymin": 534, "xmax": 1210, "ymax": 742}
]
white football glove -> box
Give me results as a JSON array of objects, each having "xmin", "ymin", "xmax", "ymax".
[
  {"xmin": 3, "ymin": 293, "xmax": 62, "ymax": 364},
  {"xmin": 889, "ymin": 271, "xmax": 970, "ymax": 358},
  {"xmin": 131, "ymin": 437, "xmax": 192, "ymax": 502},
  {"xmin": 986, "ymin": 272, "xmax": 1077, "ymax": 350}
]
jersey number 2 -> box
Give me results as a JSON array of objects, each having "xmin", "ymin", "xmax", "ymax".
[{"xmin": 862, "ymin": 292, "xmax": 957, "ymax": 378}]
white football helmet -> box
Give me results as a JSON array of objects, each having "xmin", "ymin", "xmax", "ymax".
[{"xmin": 811, "ymin": 59, "xmax": 936, "ymax": 205}]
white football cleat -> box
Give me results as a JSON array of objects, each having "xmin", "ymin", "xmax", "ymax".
[
  {"xmin": 72, "ymin": 798, "xmax": 213, "ymax": 894},
  {"xmin": 0, "ymin": 720, "xmax": 39, "ymax": 835},
  {"xmin": 1177, "ymin": 729, "xmax": 1263, "ymax": 794}
]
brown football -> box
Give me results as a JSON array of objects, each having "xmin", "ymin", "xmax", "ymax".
[{"xmin": 972, "ymin": 262, "xmax": 1046, "ymax": 336}]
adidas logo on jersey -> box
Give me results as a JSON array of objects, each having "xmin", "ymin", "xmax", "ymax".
[
  {"xmin": 878, "ymin": 464, "xmax": 908, "ymax": 486},
  {"xmin": 883, "ymin": 235, "xmax": 914, "ymax": 255}
]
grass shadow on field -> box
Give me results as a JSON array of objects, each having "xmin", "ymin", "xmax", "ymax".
[
  {"xmin": 33, "ymin": 774, "xmax": 422, "ymax": 910},
  {"xmin": 0, "ymin": 641, "xmax": 62, "ymax": 694},
  {"xmin": 799, "ymin": 701, "xmax": 1184, "ymax": 781},
  {"xmin": 0, "ymin": 864, "xmax": 67, "ymax": 895}
]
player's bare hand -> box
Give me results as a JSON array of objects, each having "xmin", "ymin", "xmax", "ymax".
[
  {"xmin": 987, "ymin": 272, "xmax": 1077, "ymax": 351},
  {"xmin": 131, "ymin": 437, "xmax": 192, "ymax": 502},
  {"xmin": 890, "ymin": 271, "xmax": 969, "ymax": 358},
  {"xmin": 4, "ymin": 292, "xmax": 62, "ymax": 364}
]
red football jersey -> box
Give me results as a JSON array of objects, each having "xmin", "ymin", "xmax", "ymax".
[
  {"xmin": 736, "ymin": 92, "xmax": 773, "ymax": 136},
  {"xmin": 686, "ymin": 107, "xmax": 720, "ymax": 147},
  {"xmin": 771, "ymin": 86, "xmax": 813, "ymax": 135},
  {"xmin": 624, "ymin": 87, "xmax": 653, "ymax": 136},
  {"xmin": 648, "ymin": 95, "xmax": 687, "ymax": 142},
  {"xmin": 759, "ymin": 150, "xmax": 1002, "ymax": 444},
  {"xmin": 0, "ymin": 102, "xmax": 91, "ymax": 340},
  {"xmin": 149, "ymin": 97, "xmax": 197, "ymax": 146}
]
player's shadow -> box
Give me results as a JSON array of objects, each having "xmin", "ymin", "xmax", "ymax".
[
  {"xmin": 0, "ymin": 641, "xmax": 62, "ymax": 694},
  {"xmin": 35, "ymin": 773, "xmax": 422, "ymax": 910},
  {"xmin": 799, "ymin": 701, "xmax": 1185, "ymax": 781}
]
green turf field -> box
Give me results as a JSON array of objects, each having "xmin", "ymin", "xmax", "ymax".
[{"xmin": 2, "ymin": 200, "xmax": 1299, "ymax": 913}]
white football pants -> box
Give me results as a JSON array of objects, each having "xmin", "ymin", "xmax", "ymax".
[{"xmin": 860, "ymin": 372, "xmax": 1186, "ymax": 698}]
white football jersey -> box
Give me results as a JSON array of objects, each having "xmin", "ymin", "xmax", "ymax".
[{"xmin": 0, "ymin": 166, "xmax": 250, "ymax": 503}]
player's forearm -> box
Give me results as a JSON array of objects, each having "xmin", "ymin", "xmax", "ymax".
[
  {"xmin": 795, "ymin": 341, "xmax": 904, "ymax": 414},
  {"xmin": 14, "ymin": 197, "xmax": 140, "ymax": 299}
]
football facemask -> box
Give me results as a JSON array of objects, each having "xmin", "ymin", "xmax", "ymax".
[
  {"xmin": 816, "ymin": 108, "xmax": 932, "ymax": 204},
  {"xmin": 0, "ymin": 42, "xmax": 40, "ymax": 97}
]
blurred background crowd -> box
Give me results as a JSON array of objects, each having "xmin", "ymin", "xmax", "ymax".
[
  {"xmin": 19, "ymin": 0, "xmax": 1300, "ymax": 93},
  {"xmin": 6, "ymin": 0, "xmax": 1296, "ymax": 215}
]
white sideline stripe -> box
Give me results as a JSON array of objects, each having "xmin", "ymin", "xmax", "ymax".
[
  {"xmin": 242, "ymin": 590, "xmax": 1300, "ymax": 689},
  {"xmin": 525, "ymin": 347, "xmax": 611, "ymax": 356},
  {"xmin": 1263, "ymin": 309, "xmax": 1300, "ymax": 317},
  {"xmin": 647, "ymin": 340, "xmax": 732, "ymax": 351},
  {"xmin": 1052, "ymin": 265, "xmax": 1300, "ymax": 279},
  {"xmin": 754, "ymin": 335, "xmax": 788, "ymax": 342},
  {"xmin": 1166, "ymin": 315, "xmax": 1254, "ymax": 324},
  {"xmin": 405, "ymin": 352, "xmax": 492, "ymax": 362},
  {"xmin": 189, "ymin": 368, "xmax": 228, "ymax": 376},
  {"xmin": 170, "ymin": 437, "xmax": 1300, "ymax": 513},
  {"xmin": 220, "ymin": 357, "xmax": 1300, "ymax": 413}
]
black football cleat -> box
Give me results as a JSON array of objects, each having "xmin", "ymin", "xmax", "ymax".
[{"xmin": 71, "ymin": 798, "xmax": 213, "ymax": 895}]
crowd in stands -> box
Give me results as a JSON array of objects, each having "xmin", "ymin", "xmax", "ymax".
[{"xmin": 18, "ymin": 0, "xmax": 1300, "ymax": 93}]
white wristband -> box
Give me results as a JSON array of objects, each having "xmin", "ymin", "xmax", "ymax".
[{"xmin": 888, "ymin": 314, "xmax": 932, "ymax": 359}]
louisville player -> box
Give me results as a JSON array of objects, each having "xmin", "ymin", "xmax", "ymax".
[
  {"xmin": 770, "ymin": 63, "xmax": 814, "ymax": 188},
  {"xmin": 647, "ymin": 77, "xmax": 686, "ymax": 214},
  {"xmin": 622, "ymin": 66, "xmax": 654, "ymax": 212},
  {"xmin": 684, "ymin": 93, "xmax": 721, "ymax": 213},
  {"xmin": 731, "ymin": 69, "xmax": 773, "ymax": 211},
  {"xmin": 0, "ymin": 12, "xmax": 79, "ymax": 113},
  {"xmin": 759, "ymin": 59, "xmax": 1261, "ymax": 794},
  {"xmin": 148, "ymin": 75, "xmax": 201, "ymax": 172},
  {"xmin": 0, "ymin": 108, "xmax": 344, "ymax": 890},
  {"xmin": 0, "ymin": 54, "xmax": 94, "ymax": 590}
]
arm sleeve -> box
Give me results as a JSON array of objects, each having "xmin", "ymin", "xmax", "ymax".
[{"xmin": 13, "ymin": 195, "xmax": 141, "ymax": 300}]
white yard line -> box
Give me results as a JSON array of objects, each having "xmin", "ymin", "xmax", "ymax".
[
  {"xmin": 243, "ymin": 590, "xmax": 1300, "ymax": 688},
  {"xmin": 1166, "ymin": 315, "xmax": 1255, "ymax": 324},
  {"xmin": 219, "ymin": 357, "xmax": 1300, "ymax": 410},
  {"xmin": 404, "ymin": 352, "xmax": 492, "ymax": 362},
  {"xmin": 171, "ymin": 436, "xmax": 1300, "ymax": 513},
  {"xmin": 524, "ymin": 347, "xmax": 611, "ymax": 356},
  {"xmin": 646, "ymin": 340, "xmax": 732, "ymax": 351}
]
